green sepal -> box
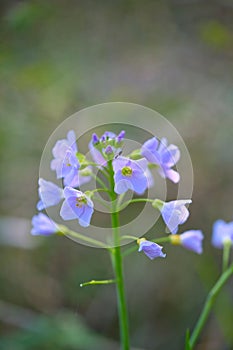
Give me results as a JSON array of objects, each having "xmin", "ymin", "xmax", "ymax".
[
  {"xmin": 76, "ymin": 152, "xmax": 87, "ymax": 164},
  {"xmin": 152, "ymin": 199, "xmax": 164, "ymax": 210},
  {"xmin": 128, "ymin": 149, "xmax": 142, "ymax": 160}
]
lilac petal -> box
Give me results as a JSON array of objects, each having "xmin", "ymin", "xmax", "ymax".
[
  {"xmin": 136, "ymin": 158, "xmax": 154, "ymax": 188},
  {"xmin": 112, "ymin": 156, "xmax": 130, "ymax": 172},
  {"xmin": 67, "ymin": 130, "xmax": 77, "ymax": 153},
  {"xmin": 162, "ymin": 145, "xmax": 180, "ymax": 166},
  {"xmin": 51, "ymin": 131, "xmax": 78, "ymax": 177},
  {"xmin": 52, "ymin": 140, "xmax": 69, "ymax": 159},
  {"xmin": 31, "ymin": 213, "xmax": 57, "ymax": 236},
  {"xmin": 61, "ymin": 187, "xmax": 94, "ymax": 227},
  {"xmin": 157, "ymin": 138, "xmax": 168, "ymax": 154},
  {"xmin": 138, "ymin": 240, "xmax": 166, "ymax": 260},
  {"xmin": 161, "ymin": 168, "xmax": 180, "ymax": 183},
  {"xmin": 161, "ymin": 200, "xmax": 192, "ymax": 233},
  {"xmin": 68, "ymin": 167, "xmax": 92, "ymax": 188},
  {"xmin": 63, "ymin": 167, "xmax": 78, "ymax": 186},
  {"xmin": 141, "ymin": 137, "xmax": 180, "ymax": 183},
  {"xmin": 114, "ymin": 172, "xmax": 132, "ymax": 194},
  {"xmin": 141, "ymin": 137, "xmax": 160, "ymax": 164},
  {"xmin": 78, "ymin": 205, "xmax": 94, "ymax": 227},
  {"xmin": 60, "ymin": 199, "xmax": 77, "ymax": 220},
  {"xmin": 37, "ymin": 179, "xmax": 63, "ymax": 211},
  {"xmin": 130, "ymin": 171, "xmax": 147, "ymax": 194},
  {"xmin": 89, "ymin": 145, "xmax": 106, "ymax": 166},
  {"xmin": 180, "ymin": 230, "xmax": 204, "ymax": 254},
  {"xmin": 63, "ymin": 186, "xmax": 82, "ymax": 199}
]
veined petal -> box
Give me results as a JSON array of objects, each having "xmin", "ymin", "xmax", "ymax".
[{"xmin": 60, "ymin": 200, "xmax": 77, "ymax": 220}]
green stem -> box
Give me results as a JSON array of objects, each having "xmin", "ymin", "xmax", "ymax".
[
  {"xmin": 90, "ymin": 188, "xmax": 111, "ymax": 195},
  {"xmin": 118, "ymin": 198, "xmax": 154, "ymax": 211},
  {"xmin": 189, "ymin": 262, "xmax": 233, "ymax": 349},
  {"xmin": 92, "ymin": 195, "xmax": 111, "ymax": 210},
  {"xmin": 121, "ymin": 235, "xmax": 139, "ymax": 241},
  {"xmin": 109, "ymin": 161, "xmax": 130, "ymax": 350},
  {"xmin": 80, "ymin": 279, "xmax": 116, "ymax": 287},
  {"xmin": 59, "ymin": 225, "xmax": 107, "ymax": 248},
  {"xmin": 222, "ymin": 239, "xmax": 232, "ymax": 273}
]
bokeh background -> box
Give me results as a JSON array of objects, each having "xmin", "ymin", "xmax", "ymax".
[{"xmin": 1, "ymin": 1, "xmax": 233, "ymax": 349}]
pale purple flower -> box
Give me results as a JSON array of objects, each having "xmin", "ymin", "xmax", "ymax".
[
  {"xmin": 141, "ymin": 137, "xmax": 180, "ymax": 183},
  {"xmin": 51, "ymin": 130, "xmax": 79, "ymax": 182},
  {"xmin": 31, "ymin": 213, "xmax": 58, "ymax": 236},
  {"xmin": 112, "ymin": 156, "xmax": 149, "ymax": 194},
  {"xmin": 138, "ymin": 239, "xmax": 166, "ymax": 260},
  {"xmin": 154, "ymin": 199, "xmax": 192, "ymax": 233},
  {"xmin": 60, "ymin": 187, "xmax": 94, "ymax": 227},
  {"xmin": 37, "ymin": 178, "xmax": 63, "ymax": 210},
  {"xmin": 180, "ymin": 230, "xmax": 204, "ymax": 254},
  {"xmin": 212, "ymin": 220, "xmax": 233, "ymax": 248},
  {"xmin": 61, "ymin": 148, "xmax": 80, "ymax": 186}
]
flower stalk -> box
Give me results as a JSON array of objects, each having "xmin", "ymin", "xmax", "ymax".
[
  {"xmin": 189, "ymin": 262, "xmax": 233, "ymax": 349},
  {"xmin": 109, "ymin": 160, "xmax": 130, "ymax": 350}
]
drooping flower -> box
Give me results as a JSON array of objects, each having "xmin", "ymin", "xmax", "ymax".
[
  {"xmin": 37, "ymin": 178, "xmax": 63, "ymax": 211},
  {"xmin": 60, "ymin": 187, "xmax": 94, "ymax": 227},
  {"xmin": 153, "ymin": 199, "xmax": 192, "ymax": 234},
  {"xmin": 31, "ymin": 213, "xmax": 58, "ymax": 236},
  {"xmin": 141, "ymin": 137, "xmax": 180, "ymax": 183},
  {"xmin": 51, "ymin": 130, "xmax": 79, "ymax": 183},
  {"xmin": 170, "ymin": 230, "xmax": 204, "ymax": 254},
  {"xmin": 137, "ymin": 238, "xmax": 166, "ymax": 260},
  {"xmin": 89, "ymin": 131, "xmax": 125, "ymax": 166},
  {"xmin": 212, "ymin": 220, "xmax": 233, "ymax": 249},
  {"xmin": 112, "ymin": 156, "xmax": 150, "ymax": 195}
]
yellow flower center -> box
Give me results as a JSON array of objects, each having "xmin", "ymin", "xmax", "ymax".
[
  {"xmin": 76, "ymin": 196, "xmax": 87, "ymax": 207},
  {"xmin": 121, "ymin": 166, "xmax": 133, "ymax": 177}
]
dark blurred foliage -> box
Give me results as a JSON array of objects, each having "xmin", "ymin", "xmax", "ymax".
[{"xmin": 0, "ymin": 1, "xmax": 233, "ymax": 349}]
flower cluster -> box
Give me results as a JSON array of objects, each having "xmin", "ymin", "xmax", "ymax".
[{"xmin": 31, "ymin": 129, "xmax": 204, "ymax": 259}]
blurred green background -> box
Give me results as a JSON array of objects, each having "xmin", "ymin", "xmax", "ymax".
[{"xmin": 1, "ymin": 1, "xmax": 233, "ymax": 349}]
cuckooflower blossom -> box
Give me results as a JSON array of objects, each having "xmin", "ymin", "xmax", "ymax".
[
  {"xmin": 31, "ymin": 213, "xmax": 58, "ymax": 236},
  {"xmin": 141, "ymin": 137, "xmax": 180, "ymax": 183},
  {"xmin": 212, "ymin": 220, "xmax": 233, "ymax": 248},
  {"xmin": 61, "ymin": 148, "xmax": 80, "ymax": 186},
  {"xmin": 170, "ymin": 230, "xmax": 204, "ymax": 254},
  {"xmin": 37, "ymin": 178, "xmax": 63, "ymax": 211},
  {"xmin": 51, "ymin": 130, "xmax": 79, "ymax": 183},
  {"xmin": 112, "ymin": 156, "xmax": 150, "ymax": 194},
  {"xmin": 153, "ymin": 199, "xmax": 192, "ymax": 234},
  {"xmin": 137, "ymin": 238, "xmax": 166, "ymax": 260},
  {"xmin": 60, "ymin": 187, "xmax": 94, "ymax": 227}
]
